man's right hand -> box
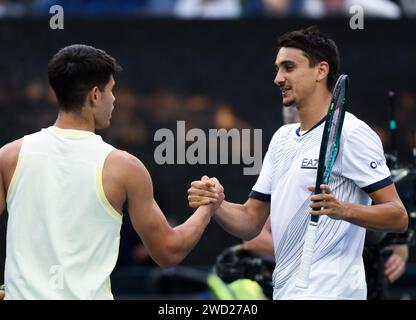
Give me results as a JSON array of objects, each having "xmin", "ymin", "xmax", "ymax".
[{"xmin": 188, "ymin": 176, "xmax": 225, "ymax": 210}]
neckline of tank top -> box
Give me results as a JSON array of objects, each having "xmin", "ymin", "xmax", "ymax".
[{"xmin": 48, "ymin": 126, "xmax": 95, "ymax": 137}]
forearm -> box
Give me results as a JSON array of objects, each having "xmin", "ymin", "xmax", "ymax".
[
  {"xmin": 243, "ymin": 231, "xmax": 274, "ymax": 256},
  {"xmin": 169, "ymin": 205, "xmax": 212, "ymax": 265},
  {"xmin": 214, "ymin": 200, "xmax": 262, "ymax": 240},
  {"xmin": 343, "ymin": 201, "xmax": 408, "ymax": 233}
]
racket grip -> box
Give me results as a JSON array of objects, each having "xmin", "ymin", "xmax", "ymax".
[{"xmin": 296, "ymin": 222, "xmax": 318, "ymax": 289}]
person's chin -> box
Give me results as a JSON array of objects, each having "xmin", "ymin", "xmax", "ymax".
[{"xmin": 282, "ymin": 98, "xmax": 295, "ymax": 107}]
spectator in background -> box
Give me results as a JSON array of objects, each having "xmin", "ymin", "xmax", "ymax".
[
  {"xmin": 260, "ymin": 0, "xmax": 292, "ymax": 16},
  {"xmin": 145, "ymin": 0, "xmax": 176, "ymax": 16},
  {"xmin": 6, "ymin": 0, "xmax": 411, "ymax": 18},
  {"xmin": 0, "ymin": 0, "xmax": 28, "ymax": 17},
  {"xmin": 174, "ymin": 0, "xmax": 242, "ymax": 18},
  {"xmin": 300, "ymin": 0, "xmax": 402, "ymax": 18},
  {"xmin": 33, "ymin": 0, "xmax": 147, "ymax": 16},
  {"xmin": 384, "ymin": 244, "xmax": 408, "ymax": 283},
  {"xmin": 399, "ymin": 0, "xmax": 416, "ymax": 17}
]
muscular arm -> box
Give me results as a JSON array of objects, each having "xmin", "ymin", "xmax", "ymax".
[
  {"xmin": 118, "ymin": 152, "xmax": 213, "ymax": 268},
  {"xmin": 345, "ymin": 184, "xmax": 408, "ymax": 232},
  {"xmin": 214, "ymin": 198, "xmax": 270, "ymax": 241},
  {"xmin": 310, "ymin": 184, "xmax": 408, "ymax": 233}
]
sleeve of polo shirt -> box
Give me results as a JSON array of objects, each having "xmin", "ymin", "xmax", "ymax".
[{"xmin": 342, "ymin": 122, "xmax": 392, "ymax": 194}]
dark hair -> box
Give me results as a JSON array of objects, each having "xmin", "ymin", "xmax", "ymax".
[
  {"xmin": 278, "ymin": 26, "xmax": 340, "ymax": 90},
  {"xmin": 47, "ymin": 44, "xmax": 122, "ymax": 111}
]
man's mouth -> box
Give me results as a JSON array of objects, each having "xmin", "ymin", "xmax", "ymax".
[{"xmin": 281, "ymin": 87, "xmax": 291, "ymax": 96}]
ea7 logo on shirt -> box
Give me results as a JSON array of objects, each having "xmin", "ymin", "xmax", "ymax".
[{"xmin": 301, "ymin": 158, "xmax": 319, "ymax": 169}]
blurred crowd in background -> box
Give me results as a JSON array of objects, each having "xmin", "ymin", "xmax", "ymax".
[{"xmin": 0, "ymin": 0, "xmax": 416, "ymax": 18}]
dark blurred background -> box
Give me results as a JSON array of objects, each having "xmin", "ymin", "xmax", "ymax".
[{"xmin": 1, "ymin": 0, "xmax": 416, "ymax": 299}]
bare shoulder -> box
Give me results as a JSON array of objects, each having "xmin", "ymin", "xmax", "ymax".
[
  {"xmin": 105, "ymin": 149, "xmax": 153, "ymax": 190},
  {"xmin": 0, "ymin": 139, "xmax": 23, "ymax": 168},
  {"xmin": 0, "ymin": 139, "xmax": 22, "ymax": 156},
  {"xmin": 106, "ymin": 149, "xmax": 149, "ymax": 175}
]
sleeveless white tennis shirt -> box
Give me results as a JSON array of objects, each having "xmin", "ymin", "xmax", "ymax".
[
  {"xmin": 5, "ymin": 126, "xmax": 122, "ymax": 299},
  {"xmin": 249, "ymin": 112, "xmax": 392, "ymax": 300}
]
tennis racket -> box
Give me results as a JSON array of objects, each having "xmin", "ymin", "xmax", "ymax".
[{"xmin": 296, "ymin": 74, "xmax": 349, "ymax": 289}]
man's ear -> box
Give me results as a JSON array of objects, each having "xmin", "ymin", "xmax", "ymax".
[
  {"xmin": 316, "ymin": 61, "xmax": 329, "ymax": 83},
  {"xmin": 87, "ymin": 86, "xmax": 100, "ymax": 107}
]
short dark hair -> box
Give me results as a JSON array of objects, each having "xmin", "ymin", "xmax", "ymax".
[
  {"xmin": 47, "ymin": 44, "xmax": 122, "ymax": 111},
  {"xmin": 278, "ymin": 26, "xmax": 340, "ymax": 90}
]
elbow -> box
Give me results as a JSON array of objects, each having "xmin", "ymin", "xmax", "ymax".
[
  {"xmin": 154, "ymin": 253, "xmax": 182, "ymax": 268},
  {"xmin": 241, "ymin": 225, "xmax": 262, "ymax": 241},
  {"xmin": 157, "ymin": 258, "xmax": 177, "ymax": 269},
  {"xmin": 155, "ymin": 242, "xmax": 184, "ymax": 268},
  {"xmin": 391, "ymin": 206, "xmax": 408, "ymax": 234},
  {"xmin": 396, "ymin": 210, "xmax": 409, "ymax": 234},
  {"xmin": 241, "ymin": 233, "xmax": 256, "ymax": 242}
]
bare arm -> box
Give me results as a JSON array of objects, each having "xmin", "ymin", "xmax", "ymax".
[
  {"xmin": 120, "ymin": 152, "xmax": 213, "ymax": 268},
  {"xmin": 309, "ymin": 184, "xmax": 408, "ymax": 233},
  {"xmin": 0, "ymin": 141, "xmax": 21, "ymax": 300},
  {"xmin": 0, "ymin": 166, "xmax": 5, "ymax": 216},
  {"xmin": 214, "ymin": 198, "xmax": 270, "ymax": 241},
  {"xmin": 243, "ymin": 217, "xmax": 274, "ymax": 257},
  {"xmin": 188, "ymin": 177, "xmax": 270, "ymax": 241},
  {"xmin": 0, "ymin": 140, "xmax": 22, "ymax": 216},
  {"xmin": 347, "ymin": 184, "xmax": 408, "ymax": 232},
  {"xmin": 0, "ymin": 146, "xmax": 7, "ymax": 215}
]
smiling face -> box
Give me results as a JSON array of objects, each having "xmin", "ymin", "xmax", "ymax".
[{"xmin": 274, "ymin": 47, "xmax": 321, "ymax": 107}]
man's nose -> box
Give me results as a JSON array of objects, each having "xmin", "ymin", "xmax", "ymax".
[{"xmin": 274, "ymin": 69, "xmax": 285, "ymax": 86}]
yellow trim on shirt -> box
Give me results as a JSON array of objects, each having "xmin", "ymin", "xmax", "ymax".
[
  {"xmin": 49, "ymin": 126, "xmax": 94, "ymax": 137},
  {"xmin": 105, "ymin": 277, "xmax": 112, "ymax": 295},
  {"xmin": 96, "ymin": 168, "xmax": 122, "ymax": 223},
  {"xmin": 6, "ymin": 156, "xmax": 23, "ymax": 203}
]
